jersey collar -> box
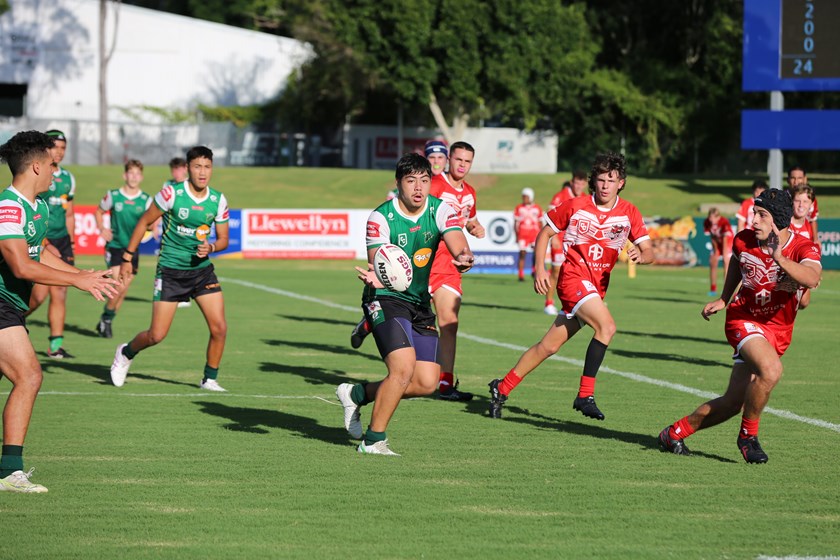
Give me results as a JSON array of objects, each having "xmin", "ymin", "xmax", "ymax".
[
  {"xmin": 390, "ymin": 196, "xmax": 428, "ymax": 222},
  {"xmin": 7, "ymin": 185, "xmax": 40, "ymax": 210}
]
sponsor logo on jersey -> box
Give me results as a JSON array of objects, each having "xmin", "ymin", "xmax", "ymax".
[
  {"xmin": 0, "ymin": 206, "xmax": 22, "ymax": 223},
  {"xmin": 28, "ymin": 244, "xmax": 40, "ymax": 256},
  {"xmin": 755, "ymin": 289, "xmax": 771, "ymax": 307},
  {"xmin": 161, "ymin": 186, "xmax": 173, "ymax": 201},
  {"xmin": 176, "ymin": 225, "xmax": 197, "ymax": 237},
  {"xmin": 413, "ymin": 247, "xmax": 433, "ymax": 267},
  {"xmin": 744, "ymin": 322, "xmax": 763, "ymax": 334},
  {"xmin": 410, "ymin": 225, "xmax": 421, "ymax": 232},
  {"xmin": 178, "ymin": 208, "xmax": 190, "ymax": 220},
  {"xmin": 582, "ymin": 280, "xmax": 597, "ymax": 293},
  {"xmin": 367, "ymin": 221, "xmax": 380, "ymax": 238},
  {"xmin": 398, "ymin": 233, "xmax": 407, "ymax": 247},
  {"xmin": 588, "ymin": 245, "xmax": 603, "ymax": 261},
  {"xmin": 196, "ymin": 224, "xmax": 211, "ymax": 241},
  {"xmin": 248, "ymin": 212, "xmax": 349, "ymax": 235},
  {"xmin": 445, "ymin": 214, "xmax": 460, "ymax": 229}
]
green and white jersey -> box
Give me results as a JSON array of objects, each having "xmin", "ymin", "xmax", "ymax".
[
  {"xmin": 154, "ymin": 182, "xmax": 229, "ymax": 270},
  {"xmin": 98, "ymin": 187, "xmax": 153, "ymax": 249},
  {"xmin": 0, "ymin": 186, "xmax": 50, "ymax": 311},
  {"xmin": 364, "ymin": 195, "xmax": 460, "ymax": 306},
  {"xmin": 45, "ymin": 166, "xmax": 75, "ymax": 239}
]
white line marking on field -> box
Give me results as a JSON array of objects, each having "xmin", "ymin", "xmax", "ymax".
[
  {"xmin": 32, "ymin": 391, "xmax": 329, "ymax": 400},
  {"xmin": 223, "ymin": 277, "xmax": 840, "ymax": 434},
  {"xmin": 757, "ymin": 556, "xmax": 840, "ymax": 560}
]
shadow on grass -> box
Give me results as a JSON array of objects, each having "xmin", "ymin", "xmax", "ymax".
[
  {"xmin": 275, "ymin": 313, "xmax": 357, "ymax": 327},
  {"xmin": 262, "ymin": 338, "xmax": 380, "ymax": 362},
  {"xmin": 123, "ymin": 295, "xmax": 151, "ymax": 303},
  {"xmin": 40, "ymin": 359, "xmax": 196, "ymax": 388},
  {"xmin": 193, "ymin": 400, "xmax": 352, "ymax": 445},
  {"xmin": 620, "ymin": 330, "xmax": 722, "ymax": 345},
  {"xmin": 609, "ymin": 349, "xmax": 730, "ymax": 368},
  {"xmin": 28, "ymin": 319, "xmax": 98, "ymax": 338},
  {"xmin": 461, "ymin": 301, "xmax": 537, "ymax": 313},
  {"xmin": 260, "ymin": 361, "xmax": 369, "ymax": 386},
  {"xmin": 631, "ymin": 296, "xmax": 707, "ymax": 305},
  {"xmin": 459, "ymin": 395, "xmax": 737, "ymax": 463}
]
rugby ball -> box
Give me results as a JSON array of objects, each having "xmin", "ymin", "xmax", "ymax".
[{"xmin": 374, "ymin": 244, "xmax": 413, "ymax": 292}]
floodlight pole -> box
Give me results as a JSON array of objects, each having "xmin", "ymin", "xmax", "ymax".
[{"xmin": 768, "ymin": 91, "xmax": 784, "ymax": 190}]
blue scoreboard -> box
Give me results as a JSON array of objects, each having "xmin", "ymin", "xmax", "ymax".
[{"xmin": 744, "ymin": 0, "xmax": 840, "ymax": 91}]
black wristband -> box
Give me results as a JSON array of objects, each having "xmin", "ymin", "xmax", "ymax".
[{"xmin": 123, "ymin": 249, "xmax": 135, "ymax": 255}]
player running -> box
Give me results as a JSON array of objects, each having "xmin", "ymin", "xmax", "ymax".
[
  {"xmin": 109, "ymin": 146, "xmax": 230, "ymax": 391},
  {"xmin": 94, "ymin": 160, "xmax": 153, "ymax": 338},
  {"xmin": 703, "ymin": 207, "xmax": 733, "ymax": 296},
  {"xmin": 335, "ymin": 153, "xmax": 473, "ymax": 455},
  {"xmin": 787, "ymin": 166, "xmax": 818, "ymax": 243},
  {"xmin": 26, "ymin": 129, "xmax": 76, "ymax": 358},
  {"xmin": 514, "ymin": 187, "xmax": 542, "ymax": 281},
  {"xmin": 426, "ymin": 141, "xmax": 485, "ymax": 401},
  {"xmin": 487, "ymin": 152, "xmax": 653, "ymax": 421},
  {"xmin": 544, "ymin": 170, "xmax": 588, "ymax": 314},
  {"xmin": 0, "ymin": 131, "xmax": 118, "ymax": 492},
  {"xmin": 658, "ymin": 189, "xmax": 821, "ymax": 463}
]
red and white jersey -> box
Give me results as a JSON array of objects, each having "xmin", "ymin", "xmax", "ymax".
[
  {"xmin": 809, "ymin": 196, "xmax": 819, "ymax": 222},
  {"xmin": 430, "ymin": 173, "xmax": 477, "ymax": 276},
  {"xmin": 514, "ymin": 203, "xmax": 543, "ymax": 239},
  {"xmin": 727, "ymin": 230, "xmax": 821, "ymax": 329},
  {"xmin": 788, "ymin": 220, "xmax": 814, "ymax": 240},
  {"xmin": 430, "ymin": 174, "xmax": 476, "ymax": 228},
  {"xmin": 544, "ymin": 195, "xmax": 649, "ymax": 286},
  {"xmin": 549, "ymin": 186, "xmax": 576, "ymax": 210},
  {"xmin": 703, "ymin": 216, "xmax": 733, "ymax": 241},
  {"xmin": 736, "ymin": 198, "xmax": 757, "ymax": 230}
]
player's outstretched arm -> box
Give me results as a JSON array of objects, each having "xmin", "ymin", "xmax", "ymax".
[
  {"xmin": 0, "ymin": 238, "xmax": 119, "ymax": 301},
  {"xmin": 354, "ymin": 247, "xmax": 384, "ymax": 288},
  {"xmin": 119, "ymin": 204, "xmax": 164, "ymax": 281},
  {"xmin": 532, "ymin": 225, "xmax": 555, "ymax": 295},
  {"xmin": 702, "ymin": 254, "xmax": 742, "ymax": 320},
  {"xmin": 443, "ymin": 229, "xmax": 474, "ymax": 272}
]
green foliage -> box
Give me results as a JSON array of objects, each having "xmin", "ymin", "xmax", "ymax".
[{"xmin": 0, "ymin": 0, "xmax": 9, "ymax": 15}]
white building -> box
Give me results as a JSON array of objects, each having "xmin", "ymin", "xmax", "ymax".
[{"xmin": 0, "ymin": 0, "xmax": 310, "ymax": 121}]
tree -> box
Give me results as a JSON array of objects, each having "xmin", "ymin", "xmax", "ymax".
[{"xmin": 99, "ymin": 0, "xmax": 121, "ymax": 164}]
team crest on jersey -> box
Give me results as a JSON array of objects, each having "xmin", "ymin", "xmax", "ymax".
[
  {"xmin": 398, "ymin": 233, "xmax": 407, "ymax": 247},
  {"xmin": 578, "ymin": 220, "xmax": 590, "ymax": 234},
  {"xmin": 115, "ymin": 202, "xmax": 123, "ymax": 212},
  {"xmin": 206, "ymin": 212, "xmax": 216, "ymax": 223},
  {"xmin": 178, "ymin": 208, "xmax": 190, "ymax": 220},
  {"xmin": 607, "ymin": 225, "xmax": 626, "ymax": 240},
  {"xmin": 210, "ymin": 195, "xmax": 217, "ymax": 202},
  {"xmin": 27, "ymin": 222, "xmax": 36, "ymax": 237}
]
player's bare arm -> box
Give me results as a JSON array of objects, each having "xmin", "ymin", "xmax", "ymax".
[
  {"xmin": 94, "ymin": 205, "xmax": 113, "ymax": 243},
  {"xmin": 465, "ymin": 218, "xmax": 485, "ymax": 239},
  {"xmin": 0, "ymin": 238, "xmax": 118, "ymax": 300},
  {"xmin": 65, "ymin": 198, "xmax": 75, "ymax": 245},
  {"xmin": 626, "ymin": 239, "xmax": 654, "ymax": 264},
  {"xmin": 442, "ymin": 229, "xmax": 474, "ymax": 273},
  {"xmin": 767, "ymin": 222, "xmax": 822, "ymax": 290},
  {"xmin": 702, "ymin": 254, "xmax": 743, "ymax": 320},
  {"xmin": 532, "ymin": 225, "xmax": 555, "ymax": 295},
  {"xmin": 41, "ymin": 247, "xmax": 83, "ymax": 273},
  {"xmin": 196, "ymin": 221, "xmax": 229, "ymax": 258}
]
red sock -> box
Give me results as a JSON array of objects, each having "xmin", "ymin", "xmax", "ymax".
[
  {"xmin": 668, "ymin": 417, "xmax": 695, "ymax": 440},
  {"xmin": 499, "ymin": 369, "xmax": 523, "ymax": 396},
  {"xmin": 545, "ymin": 297, "xmax": 554, "ymax": 306},
  {"xmin": 439, "ymin": 371, "xmax": 454, "ymax": 391},
  {"xmin": 740, "ymin": 416, "xmax": 760, "ymax": 438},
  {"xmin": 710, "ymin": 283, "xmax": 717, "ymax": 292},
  {"xmin": 577, "ymin": 375, "xmax": 596, "ymax": 398}
]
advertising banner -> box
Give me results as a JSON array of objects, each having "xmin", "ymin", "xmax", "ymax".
[{"xmin": 240, "ymin": 209, "xmax": 368, "ymax": 259}]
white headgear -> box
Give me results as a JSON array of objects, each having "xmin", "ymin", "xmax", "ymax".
[{"xmin": 521, "ymin": 188, "xmax": 535, "ymax": 201}]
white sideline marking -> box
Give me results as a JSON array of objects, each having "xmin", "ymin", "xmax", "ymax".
[
  {"xmin": 757, "ymin": 557, "xmax": 840, "ymax": 560},
  {"xmin": 29, "ymin": 391, "xmax": 339, "ymax": 405},
  {"xmin": 222, "ymin": 277, "xmax": 840, "ymax": 434}
]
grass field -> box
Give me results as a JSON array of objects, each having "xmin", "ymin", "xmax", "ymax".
[
  {"xmin": 2, "ymin": 164, "xmax": 839, "ymax": 217},
  {"xmin": 4, "ymin": 256, "xmax": 839, "ymax": 559}
]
